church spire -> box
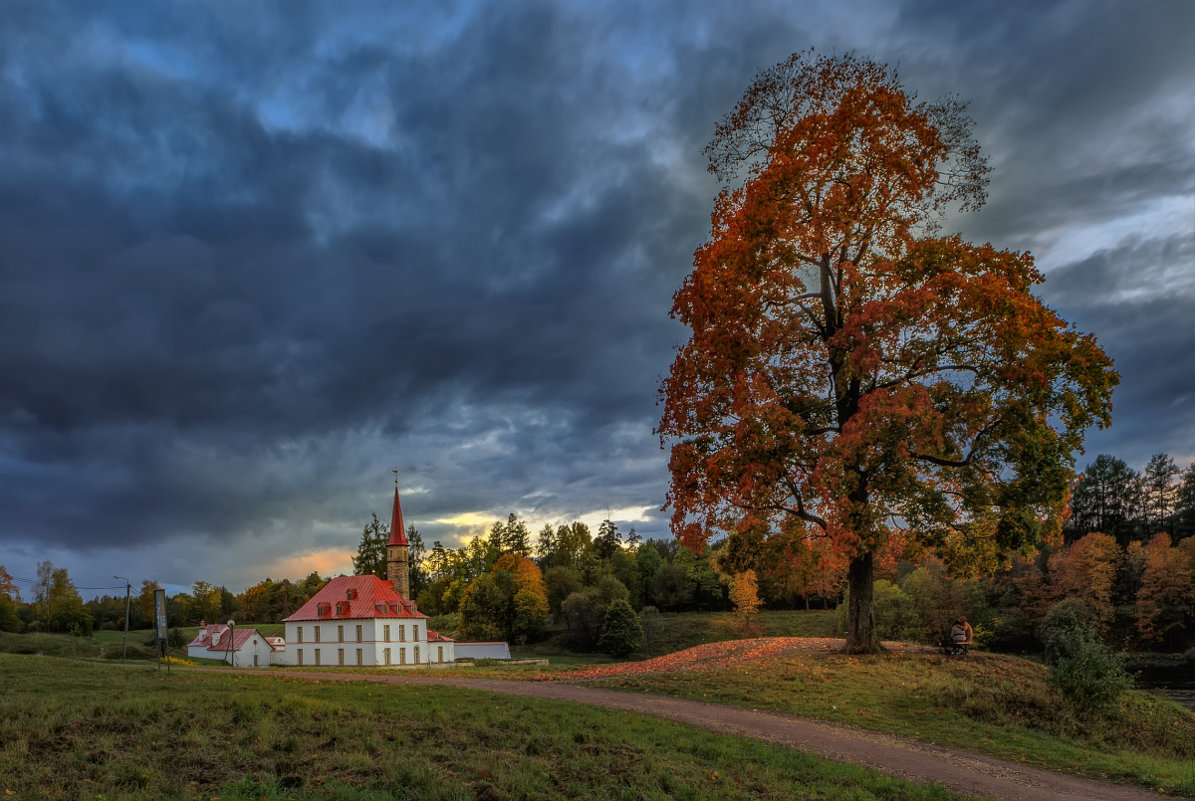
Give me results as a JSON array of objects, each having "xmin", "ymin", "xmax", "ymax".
[{"xmin": 387, "ymin": 472, "xmax": 410, "ymax": 598}]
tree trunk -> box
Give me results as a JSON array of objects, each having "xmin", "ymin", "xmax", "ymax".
[{"xmin": 842, "ymin": 551, "xmax": 883, "ymax": 653}]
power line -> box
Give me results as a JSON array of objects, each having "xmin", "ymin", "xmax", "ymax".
[{"xmin": 8, "ymin": 575, "xmax": 129, "ymax": 591}]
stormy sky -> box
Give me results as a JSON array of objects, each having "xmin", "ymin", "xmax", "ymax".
[{"xmin": 2, "ymin": 1, "xmax": 1192, "ymax": 598}]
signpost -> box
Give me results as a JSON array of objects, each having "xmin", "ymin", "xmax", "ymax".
[{"xmin": 153, "ymin": 588, "xmax": 169, "ymax": 673}]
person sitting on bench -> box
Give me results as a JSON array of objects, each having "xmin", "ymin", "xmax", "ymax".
[{"xmin": 950, "ymin": 616, "xmax": 973, "ymax": 649}]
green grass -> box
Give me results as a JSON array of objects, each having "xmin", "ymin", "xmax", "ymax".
[
  {"xmin": 0, "ymin": 653, "xmax": 972, "ymax": 801},
  {"xmin": 582, "ymin": 647, "xmax": 1195, "ymax": 796},
  {"xmin": 0, "ymin": 630, "xmax": 108, "ymax": 659}
]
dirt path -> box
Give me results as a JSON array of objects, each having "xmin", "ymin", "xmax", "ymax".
[{"xmin": 223, "ymin": 667, "xmax": 1165, "ymax": 801}]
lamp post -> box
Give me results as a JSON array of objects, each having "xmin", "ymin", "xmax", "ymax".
[
  {"xmin": 113, "ymin": 576, "xmax": 130, "ymax": 660},
  {"xmin": 226, "ymin": 620, "xmax": 236, "ymax": 667}
]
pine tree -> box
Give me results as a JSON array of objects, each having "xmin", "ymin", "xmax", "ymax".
[
  {"xmin": 352, "ymin": 513, "xmax": 389, "ymax": 579},
  {"xmin": 595, "ymin": 519, "xmax": 622, "ymax": 560},
  {"xmin": 1143, "ymin": 453, "xmax": 1180, "ymax": 537}
]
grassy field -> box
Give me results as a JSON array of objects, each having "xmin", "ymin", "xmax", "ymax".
[
  {"xmin": 551, "ymin": 643, "xmax": 1195, "ymax": 796},
  {"xmin": 0, "ymin": 653, "xmax": 971, "ymax": 801},
  {"xmin": 7, "ymin": 617, "xmax": 1192, "ymax": 796}
]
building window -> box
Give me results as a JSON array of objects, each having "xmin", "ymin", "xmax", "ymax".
[
  {"xmin": 384, "ymin": 625, "xmax": 390, "ymax": 642},
  {"xmin": 438, "ymin": 646, "xmax": 444, "ymax": 663},
  {"xmin": 400, "ymin": 648, "xmax": 406, "ymax": 665},
  {"xmin": 297, "ymin": 649, "xmax": 304, "ymax": 666},
  {"xmin": 254, "ymin": 654, "xmax": 259, "ymax": 667},
  {"xmin": 314, "ymin": 649, "xmax": 321, "ymax": 666},
  {"xmin": 399, "ymin": 625, "xmax": 406, "ymax": 642},
  {"xmin": 338, "ymin": 648, "xmax": 344, "ymax": 666},
  {"xmin": 414, "ymin": 646, "xmax": 420, "ymax": 663},
  {"xmin": 296, "ymin": 627, "xmax": 303, "ymax": 644},
  {"xmin": 356, "ymin": 648, "xmax": 362, "ymax": 666},
  {"xmin": 315, "ymin": 627, "xmax": 321, "ymax": 643},
  {"xmin": 356, "ymin": 624, "xmax": 362, "ymax": 642},
  {"xmin": 413, "ymin": 625, "xmax": 420, "ymax": 640},
  {"xmin": 384, "ymin": 648, "xmax": 390, "ymax": 665}
]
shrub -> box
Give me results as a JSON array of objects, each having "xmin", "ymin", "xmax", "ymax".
[
  {"xmin": 1048, "ymin": 630, "xmax": 1134, "ymax": 717},
  {"xmin": 1039, "ymin": 598, "xmax": 1100, "ymax": 664},
  {"xmin": 1039, "ymin": 598, "xmax": 1132, "ymax": 716},
  {"xmin": 598, "ymin": 600, "xmax": 643, "ymax": 658}
]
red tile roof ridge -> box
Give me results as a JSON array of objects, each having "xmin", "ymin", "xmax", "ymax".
[{"xmin": 283, "ymin": 574, "xmax": 427, "ymax": 622}]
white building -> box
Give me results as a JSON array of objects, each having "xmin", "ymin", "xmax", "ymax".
[
  {"xmin": 187, "ymin": 621, "xmax": 280, "ymax": 667},
  {"xmin": 279, "ymin": 574, "xmax": 454, "ymax": 666},
  {"xmin": 277, "ymin": 485, "xmax": 454, "ymax": 667}
]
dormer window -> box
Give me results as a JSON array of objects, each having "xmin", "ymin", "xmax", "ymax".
[
  {"xmin": 336, "ymin": 601, "xmax": 349, "ymax": 616},
  {"xmin": 317, "ymin": 603, "xmax": 331, "ymax": 618},
  {"xmin": 346, "ymin": 588, "xmax": 357, "ymax": 600}
]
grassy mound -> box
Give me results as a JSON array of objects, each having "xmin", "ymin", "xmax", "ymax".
[{"xmin": 567, "ymin": 639, "xmax": 1195, "ymax": 796}]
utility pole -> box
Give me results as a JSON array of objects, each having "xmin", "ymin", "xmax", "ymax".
[{"xmin": 114, "ymin": 575, "xmax": 130, "ymax": 660}]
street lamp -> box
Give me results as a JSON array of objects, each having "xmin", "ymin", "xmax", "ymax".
[
  {"xmin": 226, "ymin": 620, "xmax": 236, "ymax": 667},
  {"xmin": 113, "ymin": 576, "xmax": 130, "ymax": 660}
]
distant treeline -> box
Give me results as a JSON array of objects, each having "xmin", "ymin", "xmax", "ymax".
[
  {"xmin": 1066, "ymin": 452, "xmax": 1195, "ymax": 544},
  {"xmin": 1, "ymin": 450, "xmax": 1189, "ymax": 651}
]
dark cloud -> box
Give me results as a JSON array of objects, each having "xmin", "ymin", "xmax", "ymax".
[{"xmin": 0, "ymin": 0, "xmax": 1190, "ymax": 592}]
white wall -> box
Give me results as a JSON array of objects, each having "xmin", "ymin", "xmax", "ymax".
[
  {"xmin": 282, "ymin": 617, "xmax": 444, "ymax": 667},
  {"xmin": 455, "ymin": 642, "xmax": 511, "ymax": 660}
]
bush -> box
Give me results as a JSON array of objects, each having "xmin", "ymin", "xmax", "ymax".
[
  {"xmin": 1039, "ymin": 599, "xmax": 1132, "ymax": 716},
  {"xmin": 1048, "ymin": 630, "xmax": 1134, "ymax": 716},
  {"xmin": 598, "ymin": 600, "xmax": 643, "ymax": 658},
  {"xmin": 1039, "ymin": 598, "xmax": 1100, "ymax": 664}
]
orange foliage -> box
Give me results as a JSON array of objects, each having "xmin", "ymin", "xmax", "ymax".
[
  {"xmin": 658, "ymin": 52, "xmax": 1117, "ymax": 650},
  {"xmin": 0, "ymin": 565, "xmax": 17, "ymax": 602},
  {"xmin": 1136, "ymin": 533, "xmax": 1195, "ymax": 643},
  {"xmin": 729, "ymin": 570, "xmax": 762, "ymax": 623},
  {"xmin": 1046, "ymin": 533, "xmax": 1120, "ymax": 630}
]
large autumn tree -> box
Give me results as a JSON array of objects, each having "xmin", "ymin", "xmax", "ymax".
[{"xmin": 659, "ymin": 51, "xmax": 1117, "ymax": 653}]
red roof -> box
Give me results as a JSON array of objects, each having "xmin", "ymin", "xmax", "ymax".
[
  {"xmin": 427, "ymin": 630, "xmax": 454, "ymax": 642},
  {"xmin": 283, "ymin": 574, "xmax": 425, "ymax": 622},
  {"xmin": 187, "ymin": 624, "xmax": 262, "ymax": 652},
  {"xmin": 388, "ymin": 486, "xmax": 409, "ymax": 546}
]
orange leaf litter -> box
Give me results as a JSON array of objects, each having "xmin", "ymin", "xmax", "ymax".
[{"xmin": 532, "ymin": 637, "xmax": 918, "ymax": 681}]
